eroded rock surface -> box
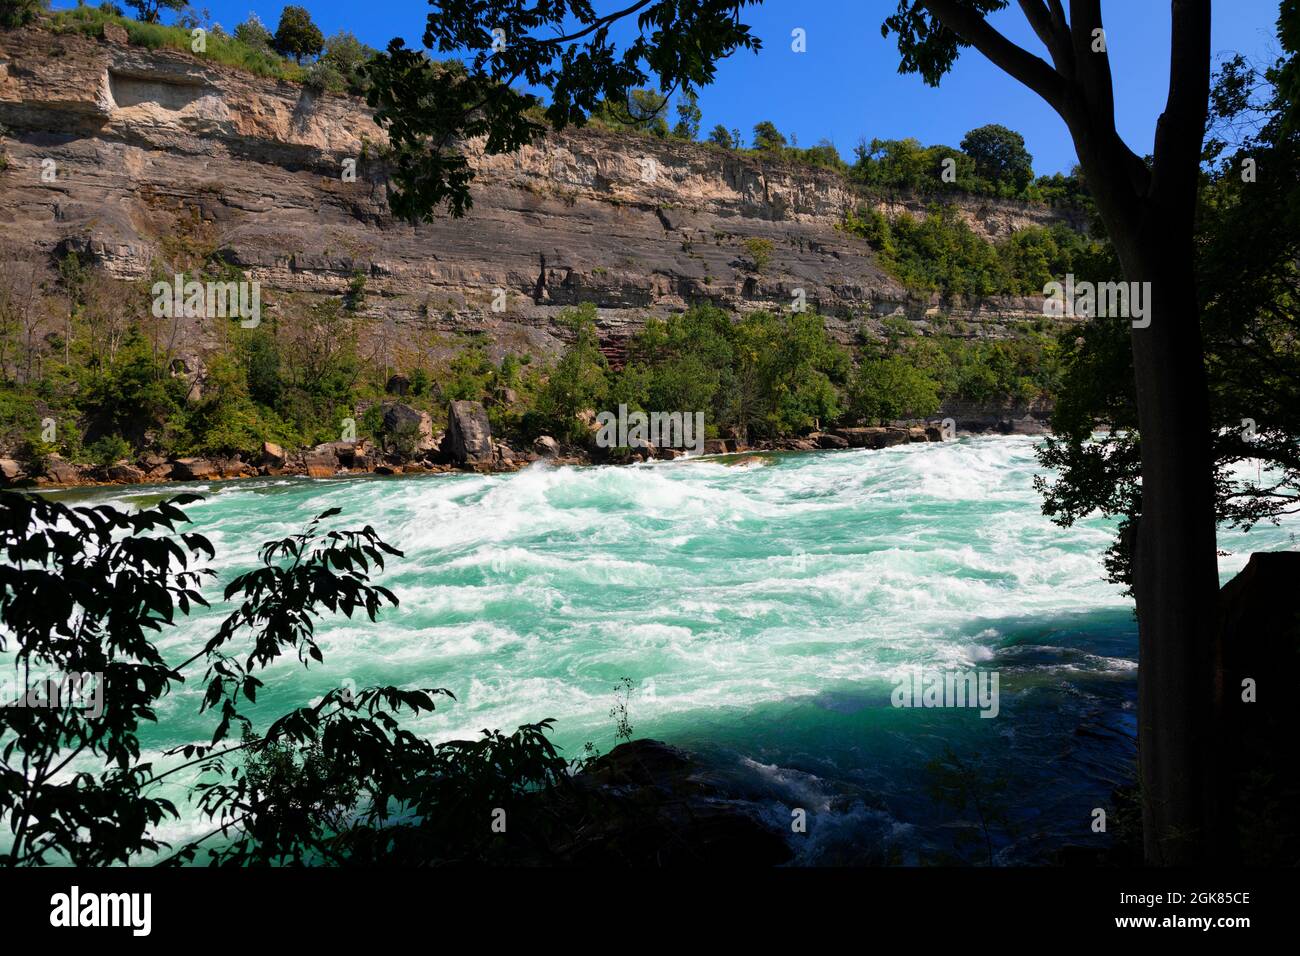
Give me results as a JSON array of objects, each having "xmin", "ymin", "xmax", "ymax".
[
  {"xmin": 444, "ymin": 400, "xmax": 494, "ymax": 465},
  {"xmin": 0, "ymin": 25, "xmax": 1080, "ymax": 367}
]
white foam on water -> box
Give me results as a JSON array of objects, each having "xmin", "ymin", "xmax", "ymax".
[{"xmin": 24, "ymin": 436, "xmax": 1300, "ymax": 850}]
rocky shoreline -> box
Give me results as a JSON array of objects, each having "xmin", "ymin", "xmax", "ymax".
[{"xmin": 0, "ymin": 398, "xmax": 1050, "ymax": 491}]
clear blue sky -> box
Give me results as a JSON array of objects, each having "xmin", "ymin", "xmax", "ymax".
[{"xmin": 66, "ymin": 1, "xmax": 1284, "ymax": 173}]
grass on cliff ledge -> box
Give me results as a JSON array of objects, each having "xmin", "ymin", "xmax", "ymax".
[{"xmin": 48, "ymin": 6, "xmax": 307, "ymax": 83}]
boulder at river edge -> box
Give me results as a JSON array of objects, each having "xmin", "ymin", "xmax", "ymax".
[
  {"xmin": 445, "ymin": 401, "xmax": 494, "ymax": 466},
  {"xmin": 261, "ymin": 441, "xmax": 287, "ymax": 469},
  {"xmin": 41, "ymin": 456, "xmax": 84, "ymax": 485},
  {"xmin": 533, "ymin": 435, "xmax": 561, "ymax": 458},
  {"xmin": 382, "ymin": 403, "xmax": 438, "ymax": 453}
]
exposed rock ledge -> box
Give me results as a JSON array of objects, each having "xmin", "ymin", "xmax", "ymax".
[{"xmin": 0, "ymin": 24, "xmax": 1083, "ymax": 373}]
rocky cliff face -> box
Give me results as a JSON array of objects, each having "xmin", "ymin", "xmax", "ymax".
[{"xmin": 0, "ymin": 26, "xmax": 1075, "ymax": 360}]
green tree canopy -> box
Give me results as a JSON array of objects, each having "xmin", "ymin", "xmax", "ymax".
[
  {"xmin": 672, "ymin": 90, "xmax": 702, "ymax": 139},
  {"xmin": 535, "ymin": 304, "xmax": 610, "ymax": 442},
  {"xmin": 848, "ymin": 356, "xmax": 940, "ymax": 424},
  {"xmin": 233, "ymin": 12, "xmax": 273, "ymax": 49},
  {"xmin": 751, "ymin": 119, "xmax": 787, "ymax": 152},
  {"xmin": 126, "ymin": 0, "xmax": 185, "ymax": 25},
  {"xmin": 273, "ymin": 4, "xmax": 324, "ymax": 64},
  {"xmin": 321, "ymin": 30, "xmax": 379, "ymax": 94},
  {"xmin": 960, "ymin": 123, "xmax": 1034, "ymax": 192}
]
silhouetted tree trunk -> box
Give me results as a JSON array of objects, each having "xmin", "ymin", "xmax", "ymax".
[{"xmin": 925, "ymin": 0, "xmax": 1220, "ymax": 863}]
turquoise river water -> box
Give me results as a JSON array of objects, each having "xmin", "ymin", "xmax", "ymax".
[{"xmin": 19, "ymin": 437, "xmax": 1300, "ymax": 863}]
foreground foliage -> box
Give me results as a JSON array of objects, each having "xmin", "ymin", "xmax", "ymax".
[{"xmin": 0, "ymin": 493, "xmax": 571, "ymax": 865}]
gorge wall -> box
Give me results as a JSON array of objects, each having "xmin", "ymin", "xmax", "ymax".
[{"xmin": 0, "ymin": 25, "xmax": 1078, "ymax": 366}]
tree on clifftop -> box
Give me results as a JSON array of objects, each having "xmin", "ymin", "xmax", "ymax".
[
  {"xmin": 707, "ymin": 124, "xmax": 734, "ymax": 148},
  {"xmin": 751, "ymin": 119, "xmax": 787, "ymax": 152},
  {"xmin": 273, "ymin": 4, "xmax": 324, "ymax": 64},
  {"xmin": 673, "ymin": 90, "xmax": 702, "ymax": 139},
  {"xmin": 233, "ymin": 12, "xmax": 273, "ymax": 50},
  {"xmin": 126, "ymin": 0, "xmax": 186, "ymax": 26},
  {"xmin": 363, "ymin": 0, "xmax": 1234, "ymax": 866},
  {"xmin": 960, "ymin": 123, "xmax": 1035, "ymax": 192}
]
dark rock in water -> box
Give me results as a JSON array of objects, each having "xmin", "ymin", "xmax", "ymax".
[
  {"xmin": 586, "ymin": 739, "xmax": 696, "ymax": 786},
  {"xmin": 722, "ymin": 425, "xmax": 749, "ymax": 447},
  {"xmin": 416, "ymin": 738, "xmax": 791, "ymax": 865},
  {"xmin": 815, "ymin": 432, "xmax": 850, "ymax": 449},
  {"xmin": 552, "ymin": 740, "xmax": 794, "ymax": 866},
  {"xmin": 445, "ymin": 400, "xmax": 494, "ymax": 465}
]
